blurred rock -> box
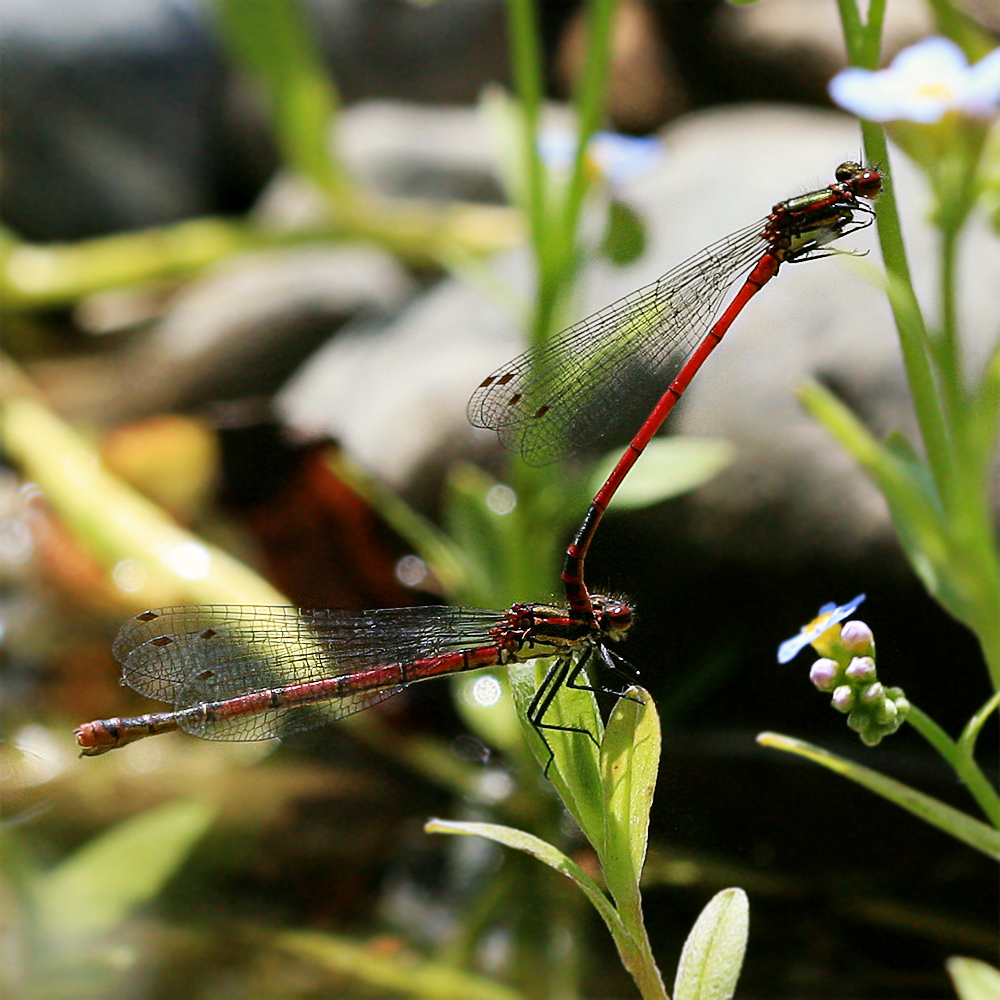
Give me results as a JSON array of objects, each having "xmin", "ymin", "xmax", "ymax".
[
  {"xmin": 0, "ymin": 0, "xmax": 232, "ymax": 240},
  {"xmin": 711, "ymin": 0, "xmax": 936, "ymax": 107},
  {"xmin": 278, "ymin": 104, "xmax": 999, "ymax": 563},
  {"xmin": 0, "ymin": 0, "xmax": 511, "ymax": 241},
  {"xmin": 255, "ymin": 102, "xmax": 509, "ymax": 227},
  {"xmin": 43, "ymin": 245, "xmax": 416, "ymax": 420},
  {"xmin": 308, "ymin": 0, "xmax": 509, "ymax": 105}
]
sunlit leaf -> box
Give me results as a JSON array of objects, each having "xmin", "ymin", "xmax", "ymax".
[
  {"xmin": 947, "ymin": 957, "xmax": 1000, "ymax": 1000},
  {"xmin": 506, "ymin": 657, "xmax": 606, "ymax": 843},
  {"xmin": 588, "ymin": 438, "xmax": 734, "ymax": 511},
  {"xmin": 0, "ymin": 397, "xmax": 286, "ymax": 607},
  {"xmin": 600, "ymin": 688, "xmax": 660, "ymax": 924},
  {"xmin": 673, "ymin": 889, "xmax": 749, "ymax": 1000},
  {"xmin": 276, "ymin": 928, "xmax": 525, "ymax": 1000},
  {"xmin": 425, "ymin": 818, "xmax": 624, "ymax": 935},
  {"xmin": 35, "ymin": 799, "xmax": 216, "ymax": 942}
]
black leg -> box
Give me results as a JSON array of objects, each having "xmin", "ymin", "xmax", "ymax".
[
  {"xmin": 564, "ymin": 646, "xmax": 643, "ymax": 705},
  {"xmin": 527, "ymin": 650, "xmax": 602, "ymax": 775}
]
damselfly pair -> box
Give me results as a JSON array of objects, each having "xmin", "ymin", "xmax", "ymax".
[{"xmin": 76, "ymin": 162, "xmax": 882, "ymax": 764}]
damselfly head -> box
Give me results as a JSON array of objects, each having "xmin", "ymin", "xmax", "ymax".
[
  {"xmin": 835, "ymin": 161, "xmax": 882, "ymax": 200},
  {"xmin": 592, "ymin": 595, "xmax": 634, "ymax": 641}
]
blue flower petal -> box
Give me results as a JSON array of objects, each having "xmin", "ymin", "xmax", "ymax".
[{"xmin": 777, "ymin": 594, "xmax": 866, "ymax": 664}]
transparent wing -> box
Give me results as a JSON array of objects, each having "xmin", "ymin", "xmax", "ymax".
[
  {"xmin": 112, "ymin": 604, "xmax": 508, "ymax": 741},
  {"xmin": 468, "ymin": 221, "xmax": 767, "ymax": 465}
]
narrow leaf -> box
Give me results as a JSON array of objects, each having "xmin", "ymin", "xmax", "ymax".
[
  {"xmin": 600, "ymin": 688, "xmax": 660, "ymax": 924},
  {"xmin": 798, "ymin": 381, "xmax": 972, "ymax": 623},
  {"xmin": 947, "ymin": 957, "xmax": 1000, "ymax": 1000},
  {"xmin": 0, "ymin": 396, "xmax": 287, "ymax": 607},
  {"xmin": 758, "ymin": 733, "xmax": 1000, "ymax": 859},
  {"xmin": 214, "ymin": 0, "xmax": 346, "ymax": 196},
  {"xmin": 588, "ymin": 438, "xmax": 734, "ymax": 511},
  {"xmin": 35, "ymin": 799, "xmax": 216, "ymax": 942},
  {"xmin": 673, "ymin": 888, "xmax": 749, "ymax": 1000},
  {"xmin": 425, "ymin": 819, "xmax": 625, "ymax": 936},
  {"xmin": 506, "ymin": 658, "xmax": 606, "ymax": 846},
  {"xmin": 276, "ymin": 929, "xmax": 525, "ymax": 1000}
]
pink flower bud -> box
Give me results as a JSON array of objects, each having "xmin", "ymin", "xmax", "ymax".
[
  {"xmin": 846, "ymin": 657, "xmax": 877, "ymax": 683},
  {"xmin": 861, "ymin": 681, "xmax": 885, "ymax": 705},
  {"xmin": 832, "ymin": 686, "xmax": 855, "ymax": 712},
  {"xmin": 840, "ymin": 620, "xmax": 874, "ymax": 655},
  {"xmin": 810, "ymin": 658, "xmax": 840, "ymax": 691}
]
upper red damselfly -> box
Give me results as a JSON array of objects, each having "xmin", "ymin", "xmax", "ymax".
[
  {"xmin": 468, "ymin": 162, "xmax": 883, "ymax": 620},
  {"xmin": 75, "ymin": 595, "xmax": 634, "ymax": 765}
]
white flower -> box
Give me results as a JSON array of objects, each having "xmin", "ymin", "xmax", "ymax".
[{"xmin": 829, "ymin": 37, "xmax": 1000, "ymax": 123}]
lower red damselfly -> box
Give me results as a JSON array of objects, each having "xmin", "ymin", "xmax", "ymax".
[
  {"xmin": 75, "ymin": 595, "xmax": 633, "ymax": 764},
  {"xmin": 468, "ymin": 162, "xmax": 883, "ymax": 620}
]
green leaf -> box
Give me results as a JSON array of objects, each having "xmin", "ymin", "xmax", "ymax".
[
  {"xmin": 35, "ymin": 799, "xmax": 216, "ymax": 942},
  {"xmin": 214, "ymin": 0, "xmax": 348, "ymax": 199},
  {"xmin": 276, "ymin": 928, "xmax": 526, "ymax": 1000},
  {"xmin": 424, "ymin": 819, "xmax": 625, "ymax": 937},
  {"xmin": 965, "ymin": 337, "xmax": 1000, "ymax": 472},
  {"xmin": 478, "ymin": 85, "xmax": 539, "ymax": 219},
  {"xmin": 601, "ymin": 199, "xmax": 647, "ymax": 265},
  {"xmin": 798, "ymin": 381, "xmax": 975, "ymax": 625},
  {"xmin": 599, "ymin": 688, "xmax": 660, "ymax": 926},
  {"xmin": 587, "ymin": 438, "xmax": 734, "ymax": 511},
  {"xmin": 947, "ymin": 957, "xmax": 1000, "ymax": 1000},
  {"xmin": 0, "ymin": 397, "xmax": 287, "ymax": 607},
  {"xmin": 506, "ymin": 657, "xmax": 606, "ymax": 843},
  {"xmin": 673, "ymin": 889, "xmax": 749, "ymax": 1000},
  {"xmin": 758, "ymin": 733, "xmax": 1000, "ymax": 859}
]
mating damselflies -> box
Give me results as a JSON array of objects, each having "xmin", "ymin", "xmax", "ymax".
[
  {"xmin": 75, "ymin": 595, "xmax": 633, "ymax": 763},
  {"xmin": 468, "ymin": 162, "xmax": 883, "ymax": 619}
]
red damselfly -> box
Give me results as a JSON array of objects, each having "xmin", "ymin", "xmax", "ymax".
[
  {"xmin": 76, "ymin": 596, "xmax": 634, "ymax": 765},
  {"xmin": 468, "ymin": 162, "xmax": 882, "ymax": 619}
]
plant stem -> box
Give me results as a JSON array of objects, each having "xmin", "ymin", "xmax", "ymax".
[
  {"xmin": 859, "ymin": 123, "xmax": 957, "ymax": 500},
  {"xmin": 906, "ymin": 705, "xmax": 1000, "ymax": 827}
]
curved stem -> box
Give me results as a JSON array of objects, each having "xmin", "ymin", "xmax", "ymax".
[{"xmin": 907, "ymin": 705, "xmax": 1000, "ymax": 827}]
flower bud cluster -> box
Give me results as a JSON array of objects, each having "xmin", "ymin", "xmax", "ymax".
[{"xmin": 808, "ymin": 620, "xmax": 909, "ymax": 746}]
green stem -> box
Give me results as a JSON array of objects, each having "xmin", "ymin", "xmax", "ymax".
[
  {"xmin": 859, "ymin": 122, "xmax": 957, "ymax": 504},
  {"xmin": 936, "ymin": 224, "xmax": 961, "ymax": 423},
  {"xmin": 835, "ymin": 0, "xmax": 885, "ymax": 68},
  {"xmin": 507, "ymin": 0, "xmax": 545, "ymax": 272},
  {"xmin": 560, "ymin": 0, "xmax": 618, "ymax": 258},
  {"xmin": 1, "ymin": 201, "xmax": 522, "ymax": 310},
  {"xmin": 616, "ymin": 931, "xmax": 669, "ymax": 1000},
  {"xmin": 906, "ymin": 705, "xmax": 1000, "ymax": 827},
  {"xmin": 836, "ymin": 0, "xmax": 956, "ymax": 502},
  {"xmin": 960, "ymin": 689, "xmax": 1000, "ymax": 756}
]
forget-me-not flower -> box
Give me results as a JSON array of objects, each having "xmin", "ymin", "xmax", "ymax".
[{"xmin": 829, "ymin": 37, "xmax": 1000, "ymax": 123}]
